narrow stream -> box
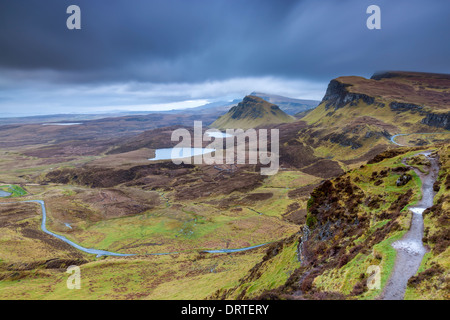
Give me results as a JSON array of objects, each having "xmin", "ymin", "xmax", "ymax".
[{"xmin": 380, "ymin": 151, "xmax": 440, "ymax": 300}]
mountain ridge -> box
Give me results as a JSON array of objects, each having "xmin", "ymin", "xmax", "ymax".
[
  {"xmin": 250, "ymin": 92, "xmax": 320, "ymax": 115},
  {"xmin": 210, "ymin": 95, "xmax": 295, "ymax": 130}
]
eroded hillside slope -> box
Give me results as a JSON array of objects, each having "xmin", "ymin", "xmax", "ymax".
[{"xmin": 211, "ymin": 144, "xmax": 449, "ymax": 300}]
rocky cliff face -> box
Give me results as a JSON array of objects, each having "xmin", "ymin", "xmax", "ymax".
[
  {"xmin": 322, "ymin": 80, "xmax": 376, "ymax": 110},
  {"xmin": 389, "ymin": 102, "xmax": 425, "ymax": 114},
  {"xmin": 421, "ymin": 112, "xmax": 450, "ymax": 130},
  {"xmin": 320, "ymin": 74, "xmax": 450, "ymax": 131}
]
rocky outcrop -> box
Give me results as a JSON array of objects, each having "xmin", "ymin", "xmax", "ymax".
[
  {"xmin": 389, "ymin": 101, "xmax": 449, "ymax": 130},
  {"xmin": 297, "ymin": 225, "xmax": 310, "ymax": 263},
  {"xmin": 322, "ymin": 127, "xmax": 390, "ymax": 150},
  {"xmin": 389, "ymin": 102, "xmax": 426, "ymax": 114},
  {"xmin": 421, "ymin": 112, "xmax": 450, "ymax": 130},
  {"xmin": 322, "ymin": 80, "xmax": 376, "ymax": 110},
  {"xmin": 396, "ymin": 174, "xmax": 412, "ymax": 186},
  {"xmin": 327, "ymin": 133, "xmax": 362, "ymax": 149}
]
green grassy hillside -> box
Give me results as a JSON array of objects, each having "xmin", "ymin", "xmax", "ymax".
[{"xmin": 211, "ymin": 145, "xmax": 449, "ymax": 300}]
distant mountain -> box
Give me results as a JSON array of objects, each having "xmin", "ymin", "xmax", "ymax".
[
  {"xmin": 210, "ymin": 95, "xmax": 295, "ymax": 130},
  {"xmin": 0, "ymin": 100, "xmax": 239, "ymax": 126},
  {"xmin": 250, "ymin": 92, "xmax": 320, "ymax": 115},
  {"xmin": 171, "ymin": 99, "xmax": 239, "ymax": 118}
]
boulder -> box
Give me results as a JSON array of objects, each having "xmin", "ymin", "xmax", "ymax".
[{"xmin": 396, "ymin": 174, "xmax": 412, "ymax": 186}]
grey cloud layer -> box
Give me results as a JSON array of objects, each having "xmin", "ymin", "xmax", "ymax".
[
  {"xmin": 2, "ymin": 0, "xmax": 449, "ymax": 82},
  {"xmin": 0, "ymin": 0, "xmax": 449, "ymax": 115}
]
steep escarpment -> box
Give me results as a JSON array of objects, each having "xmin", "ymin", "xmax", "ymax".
[
  {"xmin": 296, "ymin": 72, "xmax": 450, "ymax": 162},
  {"xmin": 318, "ymin": 71, "xmax": 450, "ymax": 130},
  {"xmin": 322, "ymin": 79, "xmax": 378, "ymax": 111},
  {"xmin": 322, "ymin": 72, "xmax": 450, "ymax": 129}
]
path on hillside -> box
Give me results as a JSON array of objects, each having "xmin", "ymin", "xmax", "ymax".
[{"xmin": 380, "ymin": 151, "xmax": 440, "ymax": 300}]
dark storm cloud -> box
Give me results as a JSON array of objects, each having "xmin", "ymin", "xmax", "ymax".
[
  {"xmin": 0, "ymin": 0, "xmax": 449, "ymax": 115},
  {"xmin": 1, "ymin": 0, "xmax": 449, "ymax": 84},
  {"xmin": 0, "ymin": 0, "xmax": 300, "ymax": 82}
]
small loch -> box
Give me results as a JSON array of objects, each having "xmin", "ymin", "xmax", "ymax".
[{"xmin": 149, "ymin": 147, "xmax": 215, "ymax": 161}]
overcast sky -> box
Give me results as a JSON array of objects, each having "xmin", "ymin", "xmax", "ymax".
[{"xmin": 0, "ymin": 0, "xmax": 449, "ymax": 116}]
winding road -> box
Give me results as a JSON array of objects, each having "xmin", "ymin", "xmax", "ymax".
[
  {"xmin": 390, "ymin": 132, "xmax": 449, "ymax": 146},
  {"xmin": 0, "ymin": 198, "xmax": 270, "ymax": 257},
  {"xmin": 380, "ymin": 151, "xmax": 440, "ymax": 300},
  {"xmin": 29, "ymin": 200, "xmax": 135, "ymax": 257}
]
